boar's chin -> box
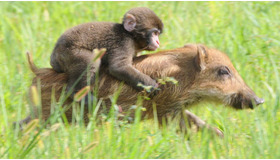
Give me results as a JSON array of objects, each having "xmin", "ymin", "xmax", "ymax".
[{"xmin": 229, "ymin": 93, "xmax": 254, "ymax": 109}]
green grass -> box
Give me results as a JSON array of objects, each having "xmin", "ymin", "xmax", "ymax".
[{"xmin": 0, "ymin": 1, "xmax": 280, "ymax": 158}]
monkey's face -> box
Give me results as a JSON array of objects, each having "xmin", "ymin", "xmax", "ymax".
[
  {"xmin": 123, "ymin": 8, "xmax": 163, "ymax": 52},
  {"xmin": 145, "ymin": 28, "xmax": 161, "ymax": 51}
]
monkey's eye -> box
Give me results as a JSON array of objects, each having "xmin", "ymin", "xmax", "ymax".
[
  {"xmin": 153, "ymin": 30, "xmax": 160, "ymax": 36},
  {"xmin": 147, "ymin": 28, "xmax": 160, "ymax": 37},
  {"xmin": 218, "ymin": 66, "xmax": 231, "ymax": 76}
]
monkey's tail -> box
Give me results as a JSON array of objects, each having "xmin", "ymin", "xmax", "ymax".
[{"xmin": 26, "ymin": 51, "xmax": 39, "ymax": 73}]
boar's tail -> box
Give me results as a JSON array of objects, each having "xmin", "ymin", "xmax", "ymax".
[
  {"xmin": 26, "ymin": 51, "xmax": 39, "ymax": 74},
  {"xmin": 26, "ymin": 51, "xmax": 68, "ymax": 86}
]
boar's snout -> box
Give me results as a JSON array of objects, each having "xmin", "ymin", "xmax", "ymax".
[
  {"xmin": 230, "ymin": 90, "xmax": 264, "ymax": 109},
  {"xmin": 255, "ymin": 97, "xmax": 265, "ymax": 105}
]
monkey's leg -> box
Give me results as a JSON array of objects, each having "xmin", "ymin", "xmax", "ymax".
[
  {"xmin": 184, "ymin": 110, "xmax": 224, "ymax": 137},
  {"xmin": 66, "ymin": 49, "xmax": 101, "ymax": 101}
]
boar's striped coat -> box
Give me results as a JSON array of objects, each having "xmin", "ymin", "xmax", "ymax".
[{"xmin": 24, "ymin": 44, "xmax": 264, "ymax": 136}]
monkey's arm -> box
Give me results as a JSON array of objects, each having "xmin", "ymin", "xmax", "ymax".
[{"xmin": 107, "ymin": 48, "xmax": 158, "ymax": 91}]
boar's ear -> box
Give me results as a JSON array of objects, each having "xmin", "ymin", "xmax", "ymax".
[{"xmin": 195, "ymin": 45, "xmax": 208, "ymax": 71}]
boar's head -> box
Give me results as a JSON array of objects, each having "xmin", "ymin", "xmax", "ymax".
[{"xmin": 188, "ymin": 44, "xmax": 264, "ymax": 109}]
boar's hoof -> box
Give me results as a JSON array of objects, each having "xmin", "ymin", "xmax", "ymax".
[
  {"xmin": 184, "ymin": 110, "xmax": 224, "ymax": 138},
  {"xmin": 212, "ymin": 127, "xmax": 224, "ymax": 138}
]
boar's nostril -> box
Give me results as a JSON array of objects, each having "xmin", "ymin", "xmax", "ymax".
[{"xmin": 255, "ymin": 97, "xmax": 265, "ymax": 105}]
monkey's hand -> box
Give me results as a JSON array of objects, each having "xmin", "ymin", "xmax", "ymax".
[
  {"xmin": 148, "ymin": 83, "xmax": 161, "ymax": 98},
  {"xmin": 137, "ymin": 81, "xmax": 160, "ymax": 98}
]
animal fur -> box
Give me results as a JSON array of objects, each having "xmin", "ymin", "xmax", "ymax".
[{"xmin": 25, "ymin": 44, "xmax": 264, "ymax": 137}]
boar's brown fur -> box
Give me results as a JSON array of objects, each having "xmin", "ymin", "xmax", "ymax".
[{"xmin": 26, "ymin": 44, "xmax": 264, "ymax": 136}]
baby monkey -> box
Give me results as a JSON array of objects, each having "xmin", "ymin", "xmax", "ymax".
[{"xmin": 50, "ymin": 7, "xmax": 163, "ymax": 98}]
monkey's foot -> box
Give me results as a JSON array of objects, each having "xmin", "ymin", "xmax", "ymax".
[{"xmin": 84, "ymin": 95, "xmax": 95, "ymax": 106}]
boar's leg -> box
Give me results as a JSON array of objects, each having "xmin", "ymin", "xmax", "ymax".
[
  {"xmin": 13, "ymin": 115, "xmax": 32, "ymax": 130},
  {"xmin": 183, "ymin": 110, "xmax": 224, "ymax": 138}
]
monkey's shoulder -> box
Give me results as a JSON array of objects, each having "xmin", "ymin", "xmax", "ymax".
[
  {"xmin": 62, "ymin": 22, "xmax": 130, "ymax": 45},
  {"xmin": 64, "ymin": 22, "xmax": 122, "ymax": 35}
]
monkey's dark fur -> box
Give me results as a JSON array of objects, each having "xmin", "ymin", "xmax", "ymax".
[{"xmin": 50, "ymin": 7, "xmax": 163, "ymax": 97}]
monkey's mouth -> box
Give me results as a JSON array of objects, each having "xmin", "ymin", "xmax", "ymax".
[
  {"xmin": 229, "ymin": 93, "xmax": 264, "ymax": 109},
  {"xmin": 142, "ymin": 43, "xmax": 158, "ymax": 51},
  {"xmin": 147, "ymin": 45, "xmax": 159, "ymax": 51},
  {"xmin": 145, "ymin": 37, "xmax": 159, "ymax": 51}
]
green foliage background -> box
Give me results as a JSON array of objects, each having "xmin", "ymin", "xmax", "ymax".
[{"xmin": 0, "ymin": 1, "xmax": 279, "ymax": 158}]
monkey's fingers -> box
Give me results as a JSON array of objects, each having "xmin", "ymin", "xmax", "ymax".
[{"xmin": 147, "ymin": 86, "xmax": 161, "ymax": 98}]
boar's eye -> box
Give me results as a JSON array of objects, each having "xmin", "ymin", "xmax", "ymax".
[{"xmin": 218, "ymin": 66, "xmax": 231, "ymax": 76}]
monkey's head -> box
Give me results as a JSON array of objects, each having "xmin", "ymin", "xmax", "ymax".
[{"xmin": 122, "ymin": 7, "xmax": 164, "ymax": 51}]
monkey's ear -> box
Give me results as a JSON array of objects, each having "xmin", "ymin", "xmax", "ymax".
[
  {"xmin": 123, "ymin": 14, "xmax": 136, "ymax": 32},
  {"xmin": 195, "ymin": 44, "xmax": 208, "ymax": 71}
]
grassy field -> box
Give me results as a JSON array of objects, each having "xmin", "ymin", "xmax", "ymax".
[{"xmin": 0, "ymin": 1, "xmax": 280, "ymax": 158}]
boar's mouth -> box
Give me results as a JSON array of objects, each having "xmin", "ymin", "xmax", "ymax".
[{"xmin": 229, "ymin": 93, "xmax": 264, "ymax": 109}]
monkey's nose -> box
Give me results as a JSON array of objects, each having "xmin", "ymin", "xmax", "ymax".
[
  {"xmin": 156, "ymin": 40, "xmax": 160, "ymax": 45},
  {"xmin": 255, "ymin": 97, "xmax": 264, "ymax": 105}
]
